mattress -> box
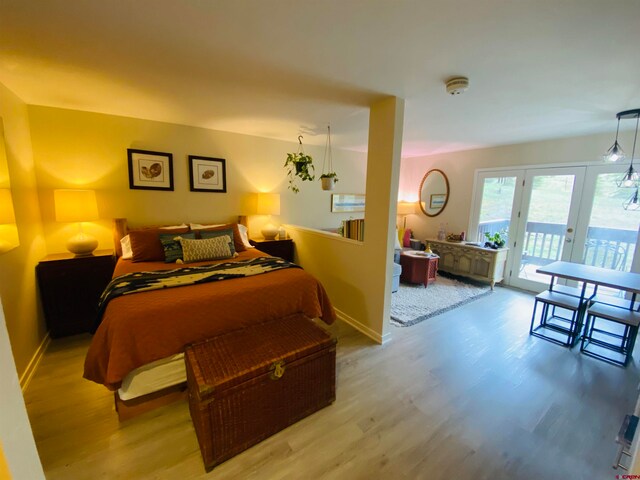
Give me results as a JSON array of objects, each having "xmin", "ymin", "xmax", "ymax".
[{"xmin": 118, "ymin": 353, "xmax": 186, "ymax": 401}]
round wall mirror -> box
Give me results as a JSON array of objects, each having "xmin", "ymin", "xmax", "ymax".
[{"xmin": 419, "ymin": 169, "xmax": 449, "ymax": 217}]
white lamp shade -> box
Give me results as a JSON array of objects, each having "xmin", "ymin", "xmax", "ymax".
[
  {"xmin": 397, "ymin": 202, "xmax": 417, "ymax": 215},
  {"xmin": 256, "ymin": 193, "xmax": 281, "ymax": 216},
  {"xmin": 0, "ymin": 189, "xmax": 16, "ymax": 224},
  {"xmin": 54, "ymin": 189, "xmax": 99, "ymax": 222}
]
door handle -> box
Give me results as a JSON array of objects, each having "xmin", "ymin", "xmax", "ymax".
[{"xmin": 565, "ymin": 238, "xmax": 572, "ymax": 243}]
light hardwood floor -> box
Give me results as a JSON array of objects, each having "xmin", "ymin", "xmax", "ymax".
[{"xmin": 24, "ymin": 287, "xmax": 640, "ymax": 479}]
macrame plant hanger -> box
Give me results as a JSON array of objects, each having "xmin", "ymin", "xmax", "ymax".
[{"xmin": 320, "ymin": 125, "xmax": 338, "ymax": 191}]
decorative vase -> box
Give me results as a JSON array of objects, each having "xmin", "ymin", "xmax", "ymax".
[{"xmin": 321, "ymin": 177, "xmax": 335, "ymax": 191}]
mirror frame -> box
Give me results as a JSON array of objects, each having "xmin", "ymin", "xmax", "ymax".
[{"xmin": 419, "ymin": 168, "xmax": 450, "ymax": 217}]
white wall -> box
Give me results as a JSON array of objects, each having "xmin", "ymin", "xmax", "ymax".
[
  {"xmin": 399, "ymin": 131, "xmax": 618, "ymax": 241},
  {"xmin": 0, "ymin": 298, "xmax": 45, "ymax": 479}
]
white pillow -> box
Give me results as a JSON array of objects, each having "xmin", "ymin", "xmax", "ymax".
[
  {"xmin": 120, "ymin": 235, "xmax": 133, "ymax": 259},
  {"xmin": 189, "ymin": 223, "xmax": 225, "ymax": 230},
  {"xmin": 120, "ymin": 224, "xmax": 189, "ymax": 260},
  {"xmin": 237, "ymin": 224, "xmax": 254, "ymax": 248}
]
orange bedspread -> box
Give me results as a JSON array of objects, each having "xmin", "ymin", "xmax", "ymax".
[{"xmin": 84, "ymin": 249, "xmax": 335, "ymax": 390}]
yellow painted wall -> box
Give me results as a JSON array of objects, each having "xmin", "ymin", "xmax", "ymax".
[
  {"xmin": 0, "ymin": 82, "xmax": 48, "ymax": 378},
  {"xmin": 0, "ymin": 443, "xmax": 10, "ymax": 480},
  {"xmin": 28, "ymin": 106, "xmax": 367, "ymax": 254},
  {"xmin": 399, "ymin": 131, "xmax": 618, "ymax": 241},
  {"xmin": 287, "ymin": 97, "xmax": 404, "ymax": 342}
]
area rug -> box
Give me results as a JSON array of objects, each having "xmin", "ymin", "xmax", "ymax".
[{"xmin": 390, "ymin": 274, "xmax": 493, "ymax": 327}]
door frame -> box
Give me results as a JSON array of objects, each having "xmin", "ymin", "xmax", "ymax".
[
  {"xmin": 507, "ymin": 166, "xmax": 586, "ymax": 292},
  {"xmin": 468, "ymin": 169, "xmax": 524, "ymax": 245},
  {"xmin": 470, "ymin": 161, "xmax": 640, "ymax": 292}
]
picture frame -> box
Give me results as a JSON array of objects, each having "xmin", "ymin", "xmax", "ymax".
[
  {"xmin": 188, "ymin": 156, "xmax": 227, "ymax": 193},
  {"xmin": 430, "ymin": 193, "xmax": 446, "ymax": 209},
  {"xmin": 127, "ymin": 149, "xmax": 174, "ymax": 191},
  {"xmin": 331, "ymin": 193, "xmax": 365, "ymax": 213}
]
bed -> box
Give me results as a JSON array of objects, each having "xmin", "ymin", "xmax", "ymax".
[{"xmin": 83, "ymin": 218, "xmax": 335, "ymax": 419}]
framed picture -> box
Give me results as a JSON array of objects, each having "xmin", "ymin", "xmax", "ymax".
[
  {"xmin": 331, "ymin": 194, "xmax": 365, "ymax": 213},
  {"xmin": 189, "ymin": 156, "xmax": 227, "ymax": 193},
  {"xmin": 127, "ymin": 149, "xmax": 174, "ymax": 191},
  {"xmin": 430, "ymin": 193, "xmax": 446, "ymax": 209}
]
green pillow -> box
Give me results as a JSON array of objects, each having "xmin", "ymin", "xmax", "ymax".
[{"xmin": 160, "ymin": 232, "xmax": 196, "ymax": 263}]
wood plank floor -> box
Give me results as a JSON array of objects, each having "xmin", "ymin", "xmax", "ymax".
[{"xmin": 24, "ymin": 287, "xmax": 640, "ymax": 479}]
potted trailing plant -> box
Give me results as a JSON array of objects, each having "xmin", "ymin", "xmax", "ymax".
[
  {"xmin": 284, "ymin": 136, "xmax": 315, "ymax": 193},
  {"xmin": 484, "ymin": 229, "xmax": 507, "ymax": 249},
  {"xmin": 320, "ymin": 172, "xmax": 338, "ymax": 191}
]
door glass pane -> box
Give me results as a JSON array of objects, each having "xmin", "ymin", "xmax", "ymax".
[
  {"xmin": 582, "ymin": 173, "xmax": 640, "ymax": 294},
  {"xmin": 476, "ymin": 176, "xmax": 516, "ymax": 243},
  {"xmin": 519, "ymin": 175, "xmax": 575, "ymax": 281}
]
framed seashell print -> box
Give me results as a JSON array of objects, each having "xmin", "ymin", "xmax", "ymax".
[
  {"xmin": 188, "ymin": 156, "xmax": 227, "ymax": 193},
  {"xmin": 127, "ymin": 149, "xmax": 174, "ymax": 191}
]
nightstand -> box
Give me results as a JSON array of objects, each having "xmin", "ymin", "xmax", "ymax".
[
  {"xmin": 36, "ymin": 250, "xmax": 116, "ymax": 338},
  {"xmin": 249, "ymin": 238, "xmax": 294, "ymax": 263}
]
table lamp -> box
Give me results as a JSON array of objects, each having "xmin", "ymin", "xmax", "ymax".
[
  {"xmin": 54, "ymin": 189, "xmax": 99, "ymax": 256},
  {"xmin": 257, "ymin": 193, "xmax": 280, "ymax": 240},
  {"xmin": 397, "ymin": 201, "xmax": 417, "ymax": 228},
  {"xmin": 0, "ymin": 189, "xmax": 18, "ymax": 253}
]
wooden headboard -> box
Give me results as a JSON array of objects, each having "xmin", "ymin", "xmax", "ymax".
[{"xmin": 113, "ymin": 216, "xmax": 249, "ymax": 258}]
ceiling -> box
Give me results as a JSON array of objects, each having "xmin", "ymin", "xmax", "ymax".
[{"xmin": 1, "ymin": 0, "xmax": 639, "ymax": 157}]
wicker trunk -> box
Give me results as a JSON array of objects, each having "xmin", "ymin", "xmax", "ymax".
[{"xmin": 185, "ymin": 314, "xmax": 337, "ymax": 471}]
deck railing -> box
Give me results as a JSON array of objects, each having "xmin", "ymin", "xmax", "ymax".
[{"xmin": 477, "ymin": 219, "xmax": 636, "ymax": 272}]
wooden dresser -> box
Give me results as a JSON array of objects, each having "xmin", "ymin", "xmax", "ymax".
[{"xmin": 426, "ymin": 239, "xmax": 508, "ymax": 289}]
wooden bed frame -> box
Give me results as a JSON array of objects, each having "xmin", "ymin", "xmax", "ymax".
[{"xmin": 110, "ymin": 216, "xmax": 249, "ymax": 421}]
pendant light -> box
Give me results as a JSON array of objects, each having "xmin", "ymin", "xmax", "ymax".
[
  {"xmin": 615, "ymin": 110, "xmax": 640, "ymax": 188},
  {"xmin": 603, "ymin": 116, "xmax": 625, "ymax": 162},
  {"xmin": 623, "ymin": 187, "xmax": 640, "ymax": 211}
]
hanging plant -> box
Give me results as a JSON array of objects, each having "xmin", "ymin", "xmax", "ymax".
[
  {"xmin": 320, "ymin": 125, "xmax": 339, "ymax": 191},
  {"xmin": 284, "ymin": 135, "xmax": 315, "ymax": 193},
  {"xmin": 320, "ymin": 172, "xmax": 338, "ymax": 191}
]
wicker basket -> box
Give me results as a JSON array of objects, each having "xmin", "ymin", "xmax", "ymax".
[{"xmin": 185, "ymin": 314, "xmax": 336, "ymax": 471}]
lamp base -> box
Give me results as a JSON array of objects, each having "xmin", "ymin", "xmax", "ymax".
[
  {"xmin": 261, "ymin": 222, "xmax": 279, "ymax": 241},
  {"xmin": 66, "ymin": 232, "xmax": 98, "ymax": 256}
]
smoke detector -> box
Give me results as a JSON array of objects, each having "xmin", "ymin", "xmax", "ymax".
[{"xmin": 445, "ymin": 76, "xmax": 469, "ymax": 95}]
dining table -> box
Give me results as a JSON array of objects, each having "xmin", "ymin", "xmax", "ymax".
[
  {"xmin": 537, "ymin": 261, "xmax": 640, "ymax": 296},
  {"xmin": 535, "ymin": 261, "xmax": 640, "ymax": 345}
]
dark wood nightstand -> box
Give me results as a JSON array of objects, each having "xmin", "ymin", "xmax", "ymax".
[
  {"xmin": 249, "ymin": 238, "xmax": 294, "ymax": 262},
  {"xmin": 36, "ymin": 250, "xmax": 116, "ymax": 338}
]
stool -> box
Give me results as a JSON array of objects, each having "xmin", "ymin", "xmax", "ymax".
[
  {"xmin": 530, "ymin": 290, "xmax": 586, "ymax": 347},
  {"xmin": 580, "ymin": 302, "xmax": 640, "ymax": 366}
]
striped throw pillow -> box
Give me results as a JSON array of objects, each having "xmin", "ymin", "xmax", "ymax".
[{"xmin": 178, "ymin": 236, "xmax": 235, "ymax": 263}]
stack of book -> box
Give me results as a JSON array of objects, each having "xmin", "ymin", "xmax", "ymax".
[{"xmin": 341, "ymin": 219, "xmax": 364, "ymax": 241}]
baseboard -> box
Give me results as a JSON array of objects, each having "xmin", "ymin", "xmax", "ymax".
[
  {"xmin": 335, "ymin": 308, "xmax": 391, "ymax": 345},
  {"xmin": 20, "ymin": 332, "xmax": 50, "ymax": 393}
]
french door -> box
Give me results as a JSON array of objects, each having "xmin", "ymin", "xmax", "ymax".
[
  {"xmin": 470, "ymin": 164, "xmax": 640, "ymax": 292},
  {"xmin": 508, "ymin": 167, "xmax": 585, "ymax": 291}
]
